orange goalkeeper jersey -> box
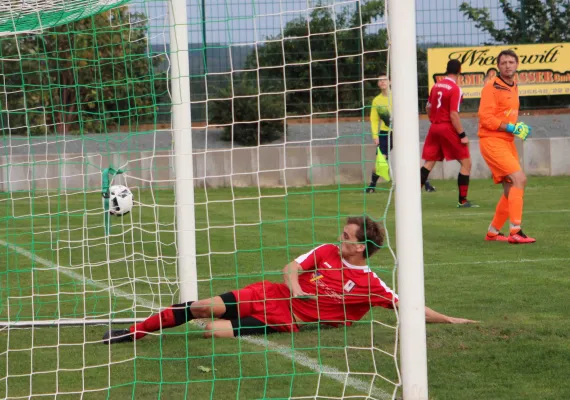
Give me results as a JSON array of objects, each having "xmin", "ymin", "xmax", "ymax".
[{"xmin": 477, "ymin": 77, "xmax": 519, "ymax": 141}]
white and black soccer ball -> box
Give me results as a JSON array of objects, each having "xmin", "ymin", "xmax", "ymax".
[{"xmin": 109, "ymin": 185, "xmax": 133, "ymax": 216}]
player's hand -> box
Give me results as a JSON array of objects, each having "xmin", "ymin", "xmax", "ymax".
[
  {"xmin": 373, "ymin": 137, "xmax": 380, "ymax": 146},
  {"xmin": 291, "ymin": 287, "xmax": 315, "ymax": 300},
  {"xmin": 378, "ymin": 107, "xmax": 391, "ymax": 127},
  {"xmin": 460, "ymin": 136, "xmax": 469, "ymax": 145},
  {"xmin": 507, "ymin": 122, "xmax": 532, "ymax": 140}
]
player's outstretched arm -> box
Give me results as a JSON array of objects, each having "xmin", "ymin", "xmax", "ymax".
[{"xmin": 424, "ymin": 306, "xmax": 478, "ymax": 324}]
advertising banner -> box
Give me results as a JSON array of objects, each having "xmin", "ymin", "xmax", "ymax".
[{"xmin": 427, "ymin": 43, "xmax": 570, "ymax": 98}]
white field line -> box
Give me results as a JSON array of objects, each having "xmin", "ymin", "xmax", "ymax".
[
  {"xmin": 0, "ymin": 239, "xmax": 393, "ymax": 400},
  {"xmin": 429, "ymin": 209, "xmax": 570, "ymax": 218}
]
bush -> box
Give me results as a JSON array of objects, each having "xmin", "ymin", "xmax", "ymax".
[{"xmin": 208, "ymin": 79, "xmax": 284, "ymax": 146}]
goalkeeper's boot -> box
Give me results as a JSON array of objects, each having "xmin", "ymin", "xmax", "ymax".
[
  {"xmin": 457, "ymin": 200, "xmax": 480, "ymax": 208},
  {"xmin": 366, "ymin": 185, "xmax": 376, "ymax": 194},
  {"xmin": 102, "ymin": 328, "xmax": 133, "ymax": 345},
  {"xmin": 508, "ymin": 230, "xmax": 536, "ymax": 244},
  {"xmin": 485, "ymin": 232, "xmax": 509, "ymax": 242},
  {"xmin": 424, "ymin": 181, "xmax": 436, "ymax": 192}
]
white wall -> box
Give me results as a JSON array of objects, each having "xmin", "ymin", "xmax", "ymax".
[{"xmin": 1, "ymin": 138, "xmax": 569, "ymax": 191}]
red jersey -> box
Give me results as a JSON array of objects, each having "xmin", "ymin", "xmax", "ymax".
[
  {"xmin": 428, "ymin": 77, "xmax": 462, "ymax": 124},
  {"xmin": 289, "ymin": 244, "xmax": 398, "ymax": 327}
]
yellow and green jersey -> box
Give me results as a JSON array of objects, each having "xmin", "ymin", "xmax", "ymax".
[{"xmin": 370, "ymin": 92, "xmax": 392, "ymax": 139}]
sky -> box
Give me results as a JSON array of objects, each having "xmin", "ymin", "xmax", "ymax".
[{"xmin": 132, "ymin": 0, "xmax": 509, "ymax": 47}]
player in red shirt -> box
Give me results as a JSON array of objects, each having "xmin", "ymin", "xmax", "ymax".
[
  {"xmin": 421, "ymin": 59, "xmax": 477, "ymax": 208},
  {"xmin": 103, "ymin": 216, "xmax": 476, "ymax": 344}
]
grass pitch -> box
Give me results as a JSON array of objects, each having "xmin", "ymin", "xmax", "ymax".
[{"xmin": 0, "ymin": 176, "xmax": 569, "ymax": 399}]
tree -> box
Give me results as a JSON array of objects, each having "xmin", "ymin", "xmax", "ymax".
[
  {"xmin": 207, "ymin": 78, "xmax": 285, "ymax": 146},
  {"xmin": 245, "ymin": 0, "xmax": 388, "ymax": 115},
  {"xmin": 459, "ymin": 0, "xmax": 570, "ymax": 45},
  {"xmin": 207, "ymin": 0, "xmax": 388, "ymax": 143},
  {"xmin": 0, "ymin": 8, "xmax": 167, "ymax": 135}
]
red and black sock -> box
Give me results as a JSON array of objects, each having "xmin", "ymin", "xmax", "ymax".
[
  {"xmin": 458, "ymin": 173, "xmax": 470, "ymax": 204},
  {"xmin": 420, "ymin": 167, "xmax": 431, "ymax": 187},
  {"xmin": 130, "ymin": 301, "xmax": 194, "ymax": 340}
]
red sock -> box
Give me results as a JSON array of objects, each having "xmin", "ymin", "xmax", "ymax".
[{"xmin": 130, "ymin": 307, "xmax": 177, "ymax": 340}]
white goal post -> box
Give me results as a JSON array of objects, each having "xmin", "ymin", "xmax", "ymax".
[
  {"xmin": 389, "ymin": 0, "xmax": 429, "ymax": 398},
  {"xmin": 0, "ymin": 0, "xmax": 430, "ymax": 398}
]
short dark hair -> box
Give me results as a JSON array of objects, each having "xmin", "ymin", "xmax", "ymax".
[
  {"xmin": 346, "ymin": 216, "xmax": 385, "ymax": 258},
  {"xmin": 497, "ymin": 49, "xmax": 519, "ymax": 64},
  {"xmin": 446, "ymin": 59, "xmax": 462, "ymax": 75}
]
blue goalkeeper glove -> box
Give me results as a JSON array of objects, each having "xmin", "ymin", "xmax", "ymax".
[{"xmin": 506, "ymin": 122, "xmax": 532, "ymax": 140}]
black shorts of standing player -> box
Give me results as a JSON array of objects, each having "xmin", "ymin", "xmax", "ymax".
[
  {"xmin": 218, "ymin": 292, "xmax": 279, "ymax": 336},
  {"xmin": 377, "ymin": 130, "xmax": 393, "ymax": 157}
]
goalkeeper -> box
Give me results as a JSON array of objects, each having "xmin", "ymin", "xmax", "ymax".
[
  {"xmin": 478, "ymin": 49, "xmax": 535, "ymax": 244},
  {"xmin": 366, "ymin": 74, "xmax": 435, "ymax": 193},
  {"xmin": 103, "ymin": 216, "xmax": 476, "ymax": 344}
]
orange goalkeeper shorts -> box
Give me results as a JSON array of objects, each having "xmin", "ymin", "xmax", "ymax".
[{"xmin": 479, "ymin": 137, "xmax": 521, "ymax": 184}]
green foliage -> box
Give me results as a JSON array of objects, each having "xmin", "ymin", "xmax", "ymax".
[
  {"xmin": 459, "ymin": 0, "xmax": 570, "ymax": 45},
  {"xmin": 0, "ymin": 8, "xmax": 167, "ymax": 135},
  {"xmin": 216, "ymin": 0, "xmax": 386, "ymax": 126},
  {"xmin": 208, "ymin": 79, "xmax": 284, "ymax": 146}
]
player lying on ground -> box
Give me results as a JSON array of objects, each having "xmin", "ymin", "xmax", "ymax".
[
  {"xmin": 421, "ymin": 59, "xmax": 476, "ymax": 208},
  {"xmin": 478, "ymin": 49, "xmax": 535, "ymax": 244},
  {"xmin": 103, "ymin": 216, "xmax": 476, "ymax": 343}
]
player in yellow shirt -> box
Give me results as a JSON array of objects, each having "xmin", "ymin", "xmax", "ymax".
[{"xmin": 366, "ymin": 74, "xmax": 435, "ymax": 193}]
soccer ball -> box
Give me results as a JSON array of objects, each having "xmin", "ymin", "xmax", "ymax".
[{"xmin": 109, "ymin": 185, "xmax": 133, "ymax": 216}]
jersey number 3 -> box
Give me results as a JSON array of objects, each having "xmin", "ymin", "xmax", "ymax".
[{"xmin": 436, "ymin": 91, "xmax": 443, "ymax": 109}]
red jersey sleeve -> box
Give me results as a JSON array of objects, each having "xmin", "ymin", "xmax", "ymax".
[
  {"xmin": 427, "ymin": 88, "xmax": 435, "ymax": 121},
  {"xmin": 370, "ymin": 273, "xmax": 398, "ymax": 309},
  {"xmin": 450, "ymin": 85, "xmax": 462, "ymax": 113},
  {"xmin": 294, "ymin": 244, "xmax": 336, "ymax": 271}
]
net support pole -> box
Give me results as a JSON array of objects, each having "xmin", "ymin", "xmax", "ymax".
[
  {"xmin": 169, "ymin": 0, "xmax": 198, "ymax": 302},
  {"xmin": 388, "ymin": 0, "xmax": 429, "ymax": 399}
]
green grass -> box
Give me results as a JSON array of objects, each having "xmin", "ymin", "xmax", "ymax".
[{"xmin": 0, "ymin": 176, "xmax": 569, "ymax": 399}]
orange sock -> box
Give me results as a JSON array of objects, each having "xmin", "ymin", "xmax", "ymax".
[
  {"xmin": 488, "ymin": 195, "xmax": 509, "ymax": 234},
  {"xmin": 508, "ymin": 187, "xmax": 524, "ymax": 234}
]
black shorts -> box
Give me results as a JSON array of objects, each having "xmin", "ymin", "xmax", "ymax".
[
  {"xmin": 378, "ymin": 130, "xmax": 393, "ymax": 157},
  {"xmin": 219, "ymin": 292, "xmax": 279, "ymax": 337}
]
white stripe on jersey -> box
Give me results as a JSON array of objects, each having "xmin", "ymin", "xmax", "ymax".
[
  {"xmin": 342, "ymin": 257, "xmax": 398, "ymax": 300},
  {"xmin": 457, "ymin": 87, "xmax": 463, "ymax": 112},
  {"xmin": 372, "ymin": 272, "xmax": 398, "ymax": 301},
  {"xmin": 294, "ymin": 244, "xmax": 331, "ymax": 264}
]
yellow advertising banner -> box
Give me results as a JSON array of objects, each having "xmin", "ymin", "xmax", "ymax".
[{"xmin": 427, "ymin": 43, "xmax": 570, "ymax": 98}]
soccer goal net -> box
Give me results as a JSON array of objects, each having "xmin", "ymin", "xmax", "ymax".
[{"xmin": 0, "ymin": 0, "xmax": 402, "ymax": 398}]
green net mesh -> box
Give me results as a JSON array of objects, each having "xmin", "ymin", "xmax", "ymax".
[
  {"xmin": 0, "ymin": 0, "xmax": 401, "ymax": 398},
  {"xmin": 0, "ymin": 0, "xmax": 131, "ymax": 34}
]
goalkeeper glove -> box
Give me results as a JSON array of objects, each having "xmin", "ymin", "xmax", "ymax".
[
  {"xmin": 506, "ymin": 122, "xmax": 532, "ymax": 140},
  {"xmin": 377, "ymin": 107, "xmax": 391, "ymax": 127}
]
